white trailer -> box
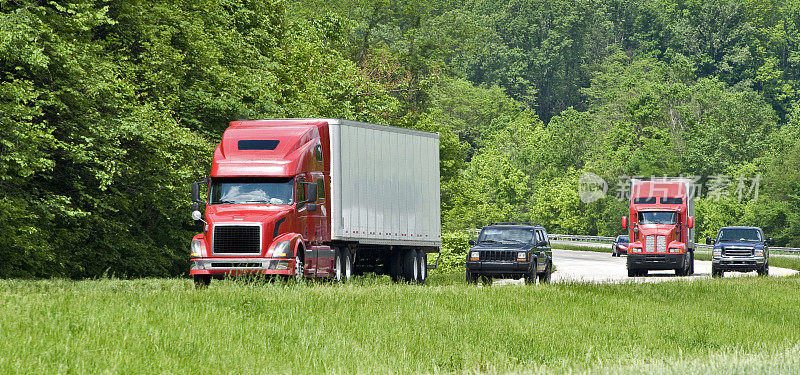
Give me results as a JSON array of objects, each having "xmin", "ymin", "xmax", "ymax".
[{"xmin": 327, "ymin": 119, "xmax": 441, "ymax": 248}]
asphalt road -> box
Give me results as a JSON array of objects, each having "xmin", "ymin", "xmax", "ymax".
[{"xmin": 494, "ymin": 249, "xmax": 798, "ymax": 285}]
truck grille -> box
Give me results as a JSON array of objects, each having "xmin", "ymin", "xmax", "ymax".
[
  {"xmin": 213, "ymin": 225, "xmax": 261, "ymax": 254},
  {"xmin": 723, "ymin": 247, "xmax": 753, "ymax": 257},
  {"xmin": 480, "ymin": 250, "xmax": 517, "ymax": 262},
  {"xmin": 645, "ymin": 236, "xmax": 655, "ymax": 253}
]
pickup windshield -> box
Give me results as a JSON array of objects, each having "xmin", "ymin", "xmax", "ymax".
[
  {"xmin": 718, "ymin": 228, "xmax": 761, "ymax": 242},
  {"xmin": 638, "ymin": 211, "xmax": 677, "ymax": 225},
  {"xmin": 210, "ymin": 177, "xmax": 294, "ymax": 205},
  {"xmin": 478, "ymin": 228, "xmax": 535, "ymax": 244}
]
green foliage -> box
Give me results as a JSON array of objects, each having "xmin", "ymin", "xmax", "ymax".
[{"xmin": 436, "ymin": 230, "xmax": 474, "ymax": 272}]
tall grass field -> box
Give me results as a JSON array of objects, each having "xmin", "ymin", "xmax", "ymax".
[{"xmin": 2, "ymin": 273, "xmax": 800, "ymax": 374}]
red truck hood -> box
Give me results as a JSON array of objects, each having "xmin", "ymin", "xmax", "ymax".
[
  {"xmin": 205, "ymin": 204, "xmax": 292, "ymax": 224},
  {"xmin": 637, "ymin": 224, "xmax": 676, "ymax": 236}
]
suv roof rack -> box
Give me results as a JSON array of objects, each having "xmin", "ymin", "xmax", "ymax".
[{"xmin": 489, "ymin": 222, "xmax": 541, "ymax": 227}]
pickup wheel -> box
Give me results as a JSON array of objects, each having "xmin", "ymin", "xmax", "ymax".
[
  {"xmin": 757, "ymin": 261, "xmax": 769, "ymax": 276},
  {"xmin": 193, "ymin": 275, "xmax": 211, "ymax": 288},
  {"xmin": 538, "ymin": 261, "xmax": 552, "ymax": 283}
]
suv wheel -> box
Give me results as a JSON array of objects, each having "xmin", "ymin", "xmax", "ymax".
[
  {"xmin": 538, "ymin": 261, "xmax": 552, "ymax": 283},
  {"xmin": 466, "ymin": 269, "xmax": 478, "ymax": 284},
  {"xmin": 711, "ymin": 265, "xmax": 723, "ymax": 278}
]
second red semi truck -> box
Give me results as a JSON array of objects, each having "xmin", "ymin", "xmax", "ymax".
[
  {"xmin": 622, "ymin": 178, "xmax": 695, "ymax": 277},
  {"xmin": 189, "ymin": 119, "xmax": 441, "ymax": 285}
]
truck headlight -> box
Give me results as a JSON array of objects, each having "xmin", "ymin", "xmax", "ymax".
[
  {"xmin": 517, "ymin": 252, "xmax": 527, "ymax": 261},
  {"xmin": 269, "ymin": 241, "xmax": 291, "ymax": 258},
  {"xmin": 190, "ymin": 240, "xmax": 202, "ymax": 258},
  {"xmin": 668, "ymin": 248, "xmax": 681, "ymax": 253},
  {"xmin": 470, "ymin": 251, "xmax": 479, "ymax": 261}
]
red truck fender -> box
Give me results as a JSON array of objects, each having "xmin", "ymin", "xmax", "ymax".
[{"xmin": 267, "ymin": 233, "xmax": 305, "ymax": 258}]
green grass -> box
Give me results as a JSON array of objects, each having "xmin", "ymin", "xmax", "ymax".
[{"xmin": 2, "ymin": 275, "xmax": 800, "ymax": 374}]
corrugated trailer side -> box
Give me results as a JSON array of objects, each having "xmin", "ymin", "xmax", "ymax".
[{"xmin": 328, "ymin": 119, "xmax": 441, "ymax": 248}]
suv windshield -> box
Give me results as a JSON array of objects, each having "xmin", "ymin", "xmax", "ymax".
[
  {"xmin": 718, "ymin": 228, "xmax": 761, "ymax": 242},
  {"xmin": 478, "ymin": 228, "xmax": 535, "ymax": 244},
  {"xmin": 210, "ymin": 177, "xmax": 294, "ymax": 205},
  {"xmin": 638, "ymin": 211, "xmax": 677, "ymax": 225}
]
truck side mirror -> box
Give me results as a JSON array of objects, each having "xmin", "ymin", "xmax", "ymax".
[
  {"xmin": 621, "ymin": 216, "xmax": 627, "ymax": 229},
  {"xmin": 468, "ymin": 239, "xmax": 476, "ymax": 246},
  {"xmin": 687, "ymin": 216, "xmax": 694, "ymax": 229},
  {"xmin": 306, "ymin": 183, "xmax": 318, "ymax": 203},
  {"xmin": 191, "ymin": 177, "xmax": 208, "ymax": 204}
]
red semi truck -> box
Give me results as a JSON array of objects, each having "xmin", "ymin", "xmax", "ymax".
[
  {"xmin": 189, "ymin": 119, "xmax": 441, "ymax": 286},
  {"xmin": 622, "ymin": 178, "xmax": 695, "ymax": 277}
]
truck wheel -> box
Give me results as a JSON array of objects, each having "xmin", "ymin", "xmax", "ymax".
[
  {"xmin": 688, "ymin": 251, "xmax": 695, "ymax": 275},
  {"xmin": 466, "ymin": 270, "xmax": 478, "ymax": 284},
  {"xmin": 627, "ymin": 268, "xmax": 636, "ymax": 277},
  {"xmin": 416, "ymin": 250, "xmax": 427, "ymax": 284},
  {"xmin": 676, "ymin": 254, "xmax": 690, "ymax": 276},
  {"xmin": 711, "ymin": 265, "xmax": 723, "ymax": 278},
  {"xmin": 403, "ymin": 249, "xmax": 419, "ymax": 283},
  {"xmin": 342, "ymin": 247, "xmax": 353, "ymax": 282},
  {"xmin": 757, "ymin": 261, "xmax": 769, "ymax": 276},
  {"xmin": 294, "ymin": 255, "xmax": 304, "ymax": 281},
  {"xmin": 334, "ymin": 248, "xmax": 343, "ymax": 282},
  {"xmin": 193, "ymin": 275, "xmax": 211, "ymax": 288},
  {"xmin": 538, "ymin": 261, "xmax": 552, "ymax": 283}
]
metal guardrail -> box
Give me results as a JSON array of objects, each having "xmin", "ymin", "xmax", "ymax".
[{"xmin": 548, "ymin": 234, "xmax": 800, "ymax": 254}]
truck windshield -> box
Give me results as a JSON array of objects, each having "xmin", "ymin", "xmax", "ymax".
[
  {"xmin": 210, "ymin": 177, "xmax": 294, "ymax": 205},
  {"xmin": 638, "ymin": 211, "xmax": 677, "ymax": 225},
  {"xmin": 478, "ymin": 228, "xmax": 534, "ymax": 244},
  {"xmin": 718, "ymin": 228, "xmax": 761, "ymax": 242}
]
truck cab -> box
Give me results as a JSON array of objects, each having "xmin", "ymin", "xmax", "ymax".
[
  {"xmin": 708, "ymin": 226, "xmax": 772, "ymax": 277},
  {"xmin": 189, "ymin": 121, "xmax": 333, "ymax": 285},
  {"xmin": 623, "ymin": 179, "xmax": 695, "ymax": 277},
  {"xmin": 465, "ymin": 223, "xmax": 553, "ymax": 284}
]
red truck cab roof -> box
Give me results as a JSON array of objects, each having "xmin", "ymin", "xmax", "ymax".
[{"xmin": 211, "ymin": 119, "xmax": 329, "ymax": 177}]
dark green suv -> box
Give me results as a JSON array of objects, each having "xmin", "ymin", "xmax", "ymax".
[{"xmin": 465, "ymin": 223, "xmax": 553, "ymax": 284}]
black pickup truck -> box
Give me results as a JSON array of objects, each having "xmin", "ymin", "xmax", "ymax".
[
  {"xmin": 707, "ymin": 226, "xmax": 773, "ymax": 277},
  {"xmin": 465, "ymin": 223, "xmax": 553, "ymax": 284}
]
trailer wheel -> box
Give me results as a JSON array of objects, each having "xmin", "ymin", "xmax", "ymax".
[
  {"xmin": 342, "ymin": 247, "xmax": 353, "ymax": 282},
  {"xmin": 403, "ymin": 249, "xmax": 419, "ymax": 283},
  {"xmin": 193, "ymin": 275, "xmax": 211, "ymax": 288},
  {"xmin": 416, "ymin": 250, "xmax": 427, "ymax": 284},
  {"xmin": 388, "ymin": 252, "xmax": 402, "ymax": 282}
]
